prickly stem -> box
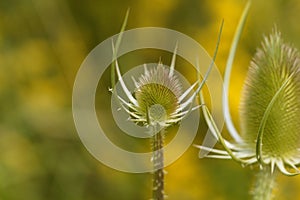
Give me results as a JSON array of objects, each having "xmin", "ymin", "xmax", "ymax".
[{"xmin": 151, "ymin": 127, "xmax": 165, "ymax": 200}]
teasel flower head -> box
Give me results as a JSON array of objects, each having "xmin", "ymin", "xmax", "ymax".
[
  {"xmin": 198, "ymin": 32, "xmax": 300, "ymax": 175},
  {"xmin": 110, "ymin": 13, "xmax": 223, "ymax": 128},
  {"xmin": 111, "ymin": 23, "xmax": 223, "ymax": 128},
  {"xmin": 112, "ymin": 47, "xmax": 203, "ymax": 127},
  {"xmin": 240, "ymin": 30, "xmax": 300, "ymax": 174},
  {"xmin": 133, "ymin": 62, "xmax": 183, "ymax": 125},
  {"xmin": 196, "ymin": 2, "xmax": 300, "ymax": 176}
]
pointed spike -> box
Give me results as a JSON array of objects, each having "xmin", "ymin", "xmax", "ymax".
[
  {"xmin": 177, "ymin": 79, "xmax": 208, "ymax": 120},
  {"xmin": 193, "ymin": 144, "xmax": 229, "ymax": 155},
  {"xmin": 111, "ymin": 8, "xmax": 130, "ymax": 89},
  {"xmin": 172, "ymin": 104, "xmax": 202, "ymax": 118},
  {"xmin": 132, "ymin": 76, "xmax": 139, "ymax": 88},
  {"xmin": 169, "ymin": 42, "xmax": 178, "ymax": 78},
  {"xmin": 115, "ymin": 60, "xmax": 138, "ymax": 106},
  {"xmin": 223, "ymin": 1, "xmax": 251, "ymax": 142},
  {"xmin": 178, "ymin": 80, "xmax": 199, "ymax": 102},
  {"xmin": 284, "ymin": 158, "xmax": 300, "ymax": 171},
  {"xmin": 144, "ymin": 63, "xmax": 149, "ymax": 76},
  {"xmin": 196, "ymin": 18, "xmax": 223, "ymax": 94},
  {"xmin": 119, "ymin": 103, "xmax": 141, "ymax": 119},
  {"xmin": 117, "ymin": 95, "xmax": 138, "ymax": 111},
  {"xmin": 170, "ymin": 110, "xmax": 189, "ymax": 118},
  {"xmin": 206, "ymin": 155, "xmax": 232, "ymax": 159},
  {"xmin": 190, "ymin": 19, "xmax": 224, "ymax": 135},
  {"xmin": 271, "ymin": 160, "xmax": 275, "ymax": 173},
  {"xmin": 276, "ymin": 159, "xmax": 300, "ymax": 176}
]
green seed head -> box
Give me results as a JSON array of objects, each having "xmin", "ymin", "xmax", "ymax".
[
  {"xmin": 240, "ymin": 30, "xmax": 300, "ymax": 159},
  {"xmin": 134, "ymin": 63, "xmax": 182, "ymax": 124}
]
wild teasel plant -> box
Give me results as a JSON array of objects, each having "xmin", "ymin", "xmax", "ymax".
[
  {"xmin": 111, "ymin": 10, "xmax": 223, "ymax": 200},
  {"xmin": 196, "ymin": 1, "xmax": 300, "ymax": 199}
]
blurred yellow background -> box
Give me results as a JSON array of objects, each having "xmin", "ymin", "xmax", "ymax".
[{"xmin": 1, "ymin": 0, "xmax": 300, "ymax": 199}]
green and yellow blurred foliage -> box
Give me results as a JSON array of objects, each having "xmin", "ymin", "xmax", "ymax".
[{"xmin": 1, "ymin": 0, "xmax": 300, "ymax": 199}]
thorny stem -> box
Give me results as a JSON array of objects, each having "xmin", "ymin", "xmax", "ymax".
[
  {"xmin": 151, "ymin": 126, "xmax": 165, "ymax": 200},
  {"xmin": 252, "ymin": 166, "xmax": 277, "ymax": 200}
]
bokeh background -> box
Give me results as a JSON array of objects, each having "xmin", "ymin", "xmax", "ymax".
[{"xmin": 1, "ymin": 0, "xmax": 300, "ymax": 199}]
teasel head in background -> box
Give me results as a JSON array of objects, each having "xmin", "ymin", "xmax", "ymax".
[{"xmin": 196, "ymin": 1, "xmax": 300, "ymax": 199}]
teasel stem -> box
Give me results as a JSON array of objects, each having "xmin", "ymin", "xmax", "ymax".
[
  {"xmin": 151, "ymin": 126, "xmax": 165, "ymax": 200},
  {"xmin": 252, "ymin": 167, "xmax": 277, "ymax": 200}
]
